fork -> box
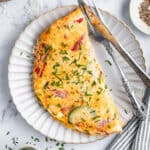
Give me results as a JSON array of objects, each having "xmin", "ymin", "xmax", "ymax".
[{"xmin": 78, "ymin": 0, "xmax": 147, "ymax": 119}]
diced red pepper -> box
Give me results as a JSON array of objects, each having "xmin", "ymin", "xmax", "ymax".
[
  {"xmin": 75, "ymin": 18, "xmax": 84, "ymax": 23},
  {"xmin": 64, "ymin": 34, "xmax": 68, "ymax": 39},
  {"xmin": 71, "ymin": 34, "xmax": 86, "ymax": 51},
  {"xmin": 39, "ymin": 63, "xmax": 46, "ymax": 77},
  {"xmin": 35, "ymin": 67, "xmax": 40, "ymax": 74}
]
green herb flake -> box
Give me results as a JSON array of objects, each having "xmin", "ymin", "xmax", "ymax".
[
  {"xmin": 61, "ymin": 42, "xmax": 67, "ymax": 48},
  {"xmin": 44, "ymin": 82, "xmax": 49, "ymax": 89},
  {"xmin": 53, "ymin": 62, "xmax": 60, "ymax": 70},
  {"xmin": 92, "ymin": 81, "xmax": 96, "ymax": 86},
  {"xmin": 60, "ymin": 50, "xmax": 68, "ymax": 55},
  {"xmin": 64, "ymin": 24, "xmax": 70, "ymax": 30},
  {"xmin": 85, "ymin": 91, "xmax": 92, "ymax": 97},
  {"xmin": 51, "ymin": 81, "xmax": 62, "ymax": 87},
  {"xmin": 56, "ymin": 143, "xmax": 60, "ymax": 146},
  {"xmin": 6, "ymin": 131, "xmax": 10, "ymax": 135},
  {"xmin": 92, "ymin": 116, "xmax": 100, "ymax": 120},
  {"xmin": 57, "ymin": 104, "xmax": 61, "ymax": 108},
  {"xmin": 81, "ymin": 118, "xmax": 86, "ymax": 122},
  {"xmin": 34, "ymin": 137, "xmax": 40, "ymax": 142},
  {"xmin": 106, "ymin": 109, "xmax": 110, "ymax": 113},
  {"xmin": 124, "ymin": 109, "xmax": 128, "ymax": 114},
  {"xmin": 44, "ymin": 44, "xmax": 52, "ymax": 54},
  {"xmin": 45, "ymin": 136, "xmax": 48, "ymax": 142},
  {"xmin": 47, "ymin": 27, "xmax": 50, "ymax": 33},
  {"xmin": 65, "ymin": 74, "xmax": 70, "ymax": 80},
  {"xmin": 62, "ymin": 56, "xmax": 70, "ymax": 62},
  {"xmin": 105, "ymin": 60, "xmax": 112, "ymax": 66},
  {"xmin": 87, "ymin": 70, "xmax": 93, "ymax": 75},
  {"xmin": 96, "ymin": 89, "xmax": 102, "ymax": 95},
  {"xmin": 79, "ymin": 44, "xmax": 82, "ymax": 50},
  {"xmin": 90, "ymin": 110, "xmax": 95, "ymax": 113}
]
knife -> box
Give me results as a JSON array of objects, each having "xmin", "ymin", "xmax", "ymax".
[{"xmin": 78, "ymin": 0, "xmax": 150, "ymax": 87}]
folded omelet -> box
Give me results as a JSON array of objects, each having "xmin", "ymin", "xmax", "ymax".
[{"xmin": 33, "ymin": 8, "xmax": 122, "ymax": 135}]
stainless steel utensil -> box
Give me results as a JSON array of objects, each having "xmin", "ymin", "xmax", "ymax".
[
  {"xmin": 78, "ymin": 0, "xmax": 150, "ymax": 88},
  {"xmin": 78, "ymin": 0, "xmax": 147, "ymax": 119}
]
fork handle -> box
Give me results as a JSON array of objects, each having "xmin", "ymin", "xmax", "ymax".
[{"xmin": 112, "ymin": 41, "xmax": 150, "ymax": 87}]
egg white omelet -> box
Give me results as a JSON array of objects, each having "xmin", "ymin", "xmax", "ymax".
[{"xmin": 33, "ymin": 8, "xmax": 122, "ymax": 135}]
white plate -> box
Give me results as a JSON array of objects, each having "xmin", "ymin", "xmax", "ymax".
[
  {"xmin": 130, "ymin": 0, "xmax": 150, "ymax": 34},
  {"xmin": 8, "ymin": 6, "xmax": 146, "ymax": 143}
]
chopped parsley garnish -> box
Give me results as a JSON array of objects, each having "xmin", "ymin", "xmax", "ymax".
[
  {"xmin": 70, "ymin": 59, "xmax": 84, "ymax": 68},
  {"xmin": 79, "ymin": 44, "xmax": 82, "ymax": 50},
  {"xmin": 64, "ymin": 24, "xmax": 70, "ymax": 30},
  {"xmin": 57, "ymin": 104, "xmax": 61, "ymax": 108},
  {"xmin": 81, "ymin": 118, "xmax": 86, "ymax": 122},
  {"xmin": 53, "ymin": 62, "xmax": 60, "ymax": 70},
  {"xmin": 98, "ymin": 77, "xmax": 101, "ymax": 84},
  {"xmin": 44, "ymin": 44, "xmax": 52, "ymax": 53},
  {"xmin": 92, "ymin": 116, "xmax": 100, "ymax": 120},
  {"xmin": 92, "ymin": 81, "xmax": 96, "ymax": 86},
  {"xmin": 96, "ymin": 88, "xmax": 103, "ymax": 95},
  {"xmin": 87, "ymin": 70, "xmax": 93, "ymax": 75},
  {"xmin": 106, "ymin": 109, "xmax": 110, "ymax": 113},
  {"xmin": 47, "ymin": 27, "xmax": 50, "ymax": 33},
  {"xmin": 65, "ymin": 74, "xmax": 70, "ymax": 80},
  {"xmin": 62, "ymin": 56, "xmax": 70, "ymax": 62},
  {"xmin": 51, "ymin": 81, "xmax": 62, "ymax": 87},
  {"xmin": 82, "ymin": 67, "xmax": 87, "ymax": 71},
  {"xmin": 59, "ymin": 50, "xmax": 68, "ymax": 55},
  {"xmin": 90, "ymin": 110, "xmax": 95, "ymax": 113},
  {"xmin": 85, "ymin": 88, "xmax": 92, "ymax": 96},
  {"xmin": 105, "ymin": 60, "xmax": 112, "ymax": 66},
  {"xmin": 44, "ymin": 82, "xmax": 49, "ymax": 89},
  {"xmin": 61, "ymin": 42, "xmax": 67, "ymax": 48}
]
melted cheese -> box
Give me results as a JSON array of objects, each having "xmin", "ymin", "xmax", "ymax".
[{"xmin": 33, "ymin": 8, "xmax": 122, "ymax": 135}]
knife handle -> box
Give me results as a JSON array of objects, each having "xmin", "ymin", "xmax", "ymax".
[{"xmin": 112, "ymin": 41, "xmax": 150, "ymax": 87}]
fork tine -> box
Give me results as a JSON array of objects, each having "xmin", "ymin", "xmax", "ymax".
[{"xmin": 91, "ymin": 0, "xmax": 105, "ymax": 24}]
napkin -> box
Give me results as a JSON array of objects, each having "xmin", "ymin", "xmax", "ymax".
[{"xmin": 106, "ymin": 87, "xmax": 150, "ymax": 150}]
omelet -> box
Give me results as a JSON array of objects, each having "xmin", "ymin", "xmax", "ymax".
[{"xmin": 33, "ymin": 8, "xmax": 122, "ymax": 135}]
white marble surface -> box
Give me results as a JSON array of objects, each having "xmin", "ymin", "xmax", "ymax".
[{"xmin": 0, "ymin": 0, "xmax": 149, "ymax": 149}]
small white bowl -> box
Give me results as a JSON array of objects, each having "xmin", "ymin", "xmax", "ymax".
[
  {"xmin": 130, "ymin": 0, "xmax": 150, "ymax": 34},
  {"xmin": 15, "ymin": 144, "xmax": 38, "ymax": 150}
]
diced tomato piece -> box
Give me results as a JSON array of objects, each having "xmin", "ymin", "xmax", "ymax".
[
  {"xmin": 71, "ymin": 34, "xmax": 86, "ymax": 51},
  {"xmin": 61, "ymin": 106, "xmax": 71, "ymax": 115},
  {"xmin": 97, "ymin": 118, "xmax": 113, "ymax": 128},
  {"xmin": 75, "ymin": 18, "xmax": 84, "ymax": 23},
  {"xmin": 35, "ymin": 67, "xmax": 40, "ymax": 74},
  {"xmin": 54, "ymin": 90, "xmax": 68, "ymax": 98},
  {"xmin": 64, "ymin": 34, "xmax": 68, "ymax": 39}
]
